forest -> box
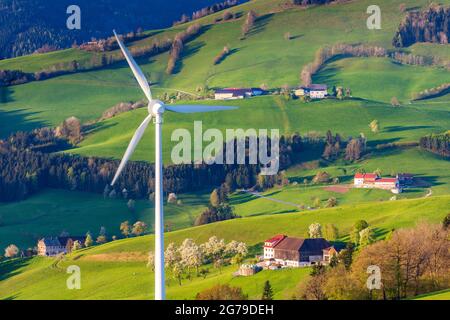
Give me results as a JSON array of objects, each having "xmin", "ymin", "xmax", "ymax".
[
  {"xmin": 0, "ymin": 23, "xmax": 203, "ymax": 86},
  {"xmin": 419, "ymin": 131, "xmax": 450, "ymax": 158},
  {"xmin": 0, "ymin": 0, "xmax": 218, "ymax": 58},
  {"xmin": 0, "ymin": 127, "xmax": 328, "ymax": 202},
  {"xmin": 393, "ymin": 4, "xmax": 450, "ymax": 47}
]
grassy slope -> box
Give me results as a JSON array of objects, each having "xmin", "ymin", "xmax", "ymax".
[
  {"xmin": 67, "ymin": 96, "xmax": 450, "ymax": 163},
  {"xmin": 0, "ymin": 0, "xmax": 449, "ymax": 300},
  {"xmin": 413, "ymin": 289, "xmax": 450, "ymax": 300},
  {"xmin": 0, "ymin": 195, "xmax": 448, "ymax": 300},
  {"xmin": 0, "ymin": 256, "xmax": 310, "ymax": 300},
  {"xmin": 313, "ymin": 57, "xmax": 450, "ymax": 103},
  {"xmin": 1, "ymin": 0, "xmax": 449, "ymax": 136},
  {"xmin": 0, "ymin": 189, "xmax": 208, "ymax": 250},
  {"xmin": 2, "ymin": 144, "xmax": 448, "ymax": 250}
]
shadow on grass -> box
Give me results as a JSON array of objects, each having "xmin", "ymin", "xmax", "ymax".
[
  {"xmin": 173, "ymin": 41, "xmax": 206, "ymax": 74},
  {"xmin": 0, "ymin": 257, "xmax": 32, "ymax": 282},
  {"xmin": 247, "ymin": 209, "xmax": 298, "ymax": 217},
  {"xmin": 82, "ymin": 120, "xmax": 118, "ymax": 136},
  {"xmin": 247, "ymin": 13, "xmax": 274, "ymax": 37},
  {"xmin": 384, "ymin": 125, "xmax": 435, "ymax": 133},
  {"xmin": 0, "ymin": 107, "xmax": 49, "ymax": 139},
  {"xmin": 367, "ymin": 137, "xmax": 401, "ymax": 148},
  {"xmin": 0, "ymin": 86, "xmax": 14, "ymax": 103}
]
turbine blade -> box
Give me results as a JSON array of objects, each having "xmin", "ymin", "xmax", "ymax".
[
  {"xmin": 165, "ymin": 105, "xmax": 238, "ymax": 113},
  {"xmin": 111, "ymin": 114, "xmax": 153, "ymax": 186},
  {"xmin": 113, "ymin": 30, "xmax": 152, "ymax": 102}
]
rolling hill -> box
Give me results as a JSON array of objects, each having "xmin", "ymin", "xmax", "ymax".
[
  {"xmin": 0, "ymin": 195, "xmax": 448, "ymax": 300},
  {"xmin": 1, "ymin": 0, "xmax": 449, "ymax": 137},
  {"xmin": 0, "ymin": 0, "xmax": 449, "ymax": 300}
]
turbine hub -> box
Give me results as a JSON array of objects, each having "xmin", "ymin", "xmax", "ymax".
[{"xmin": 148, "ymin": 100, "xmax": 165, "ymax": 115}]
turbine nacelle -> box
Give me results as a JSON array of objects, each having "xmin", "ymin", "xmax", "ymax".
[{"xmin": 148, "ymin": 100, "xmax": 165, "ymax": 115}]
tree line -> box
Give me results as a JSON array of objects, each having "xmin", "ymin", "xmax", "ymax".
[
  {"xmin": 294, "ymin": 222, "xmax": 449, "ymax": 300},
  {"xmin": 0, "ymin": 123, "xmax": 372, "ymax": 203},
  {"xmin": 0, "ymin": 125, "xmax": 329, "ymax": 202},
  {"xmin": 419, "ymin": 131, "xmax": 450, "ymax": 158},
  {"xmin": 173, "ymin": 0, "xmax": 240, "ymax": 26},
  {"xmin": 300, "ymin": 43, "xmax": 450, "ymax": 86},
  {"xmin": 0, "ymin": 25, "xmax": 203, "ymax": 87}
]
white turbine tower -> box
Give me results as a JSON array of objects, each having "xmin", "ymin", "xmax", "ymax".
[{"xmin": 110, "ymin": 30, "xmax": 237, "ymax": 300}]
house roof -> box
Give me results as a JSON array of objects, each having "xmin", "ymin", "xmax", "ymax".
[
  {"xmin": 397, "ymin": 173, "xmax": 414, "ymax": 178},
  {"xmin": 301, "ymin": 238, "xmax": 331, "ymax": 253},
  {"xmin": 272, "ymin": 237, "xmax": 331, "ymax": 254},
  {"xmin": 308, "ymin": 84, "xmax": 327, "ymax": 91},
  {"xmin": 375, "ymin": 178, "xmax": 398, "ymax": 183},
  {"xmin": 40, "ymin": 237, "xmax": 61, "ymax": 247},
  {"xmin": 274, "ymin": 237, "xmax": 305, "ymax": 251},
  {"xmin": 354, "ymin": 173, "xmax": 378, "ymax": 179},
  {"xmin": 40, "ymin": 236, "xmax": 86, "ymax": 247},
  {"xmin": 215, "ymin": 87, "xmax": 264, "ymax": 95},
  {"xmin": 323, "ymin": 243, "xmax": 346, "ymax": 253},
  {"xmin": 264, "ymin": 234, "xmax": 286, "ymax": 247}
]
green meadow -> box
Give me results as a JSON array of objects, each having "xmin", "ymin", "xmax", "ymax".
[
  {"xmin": 0, "ymin": 195, "xmax": 448, "ymax": 300},
  {"xmin": 0, "ymin": 189, "xmax": 209, "ymax": 250},
  {"xmin": 68, "ymin": 95, "xmax": 450, "ymax": 163},
  {"xmin": 1, "ymin": 0, "xmax": 449, "ymax": 137},
  {"xmin": 0, "ymin": 0, "xmax": 449, "ymax": 300}
]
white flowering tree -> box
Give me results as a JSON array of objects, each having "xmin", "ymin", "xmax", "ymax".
[
  {"xmin": 164, "ymin": 243, "xmax": 180, "ymax": 267},
  {"xmin": 164, "ymin": 243, "xmax": 185, "ymax": 285},
  {"xmin": 225, "ymin": 240, "xmax": 240, "ymax": 255},
  {"xmin": 179, "ymin": 238, "xmax": 203, "ymax": 276},
  {"xmin": 4, "ymin": 244, "xmax": 19, "ymax": 258},
  {"xmin": 203, "ymin": 236, "xmax": 226, "ymax": 267},
  {"xmin": 236, "ymin": 242, "xmax": 248, "ymax": 256},
  {"xmin": 309, "ymin": 223, "xmax": 323, "ymax": 238}
]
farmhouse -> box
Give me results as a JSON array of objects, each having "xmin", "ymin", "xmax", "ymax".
[
  {"xmin": 354, "ymin": 173, "xmax": 402, "ymax": 193},
  {"xmin": 295, "ymin": 84, "xmax": 328, "ymax": 99},
  {"xmin": 263, "ymin": 235, "xmax": 341, "ymax": 267},
  {"xmin": 37, "ymin": 236, "xmax": 86, "ymax": 256},
  {"xmin": 214, "ymin": 87, "xmax": 264, "ymax": 100}
]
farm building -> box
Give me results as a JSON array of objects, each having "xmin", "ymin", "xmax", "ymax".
[
  {"xmin": 238, "ymin": 264, "xmax": 262, "ymax": 276},
  {"xmin": 37, "ymin": 236, "xmax": 86, "ymax": 256},
  {"xmin": 354, "ymin": 173, "xmax": 403, "ymax": 193},
  {"xmin": 214, "ymin": 88, "xmax": 264, "ymax": 100},
  {"xmin": 263, "ymin": 234, "xmax": 286, "ymax": 260},
  {"xmin": 294, "ymin": 84, "xmax": 328, "ymax": 99},
  {"xmin": 263, "ymin": 235, "xmax": 341, "ymax": 267},
  {"xmin": 397, "ymin": 173, "xmax": 414, "ymax": 186}
]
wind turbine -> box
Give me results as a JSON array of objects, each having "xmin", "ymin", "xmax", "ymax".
[{"xmin": 110, "ymin": 30, "xmax": 237, "ymax": 300}]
